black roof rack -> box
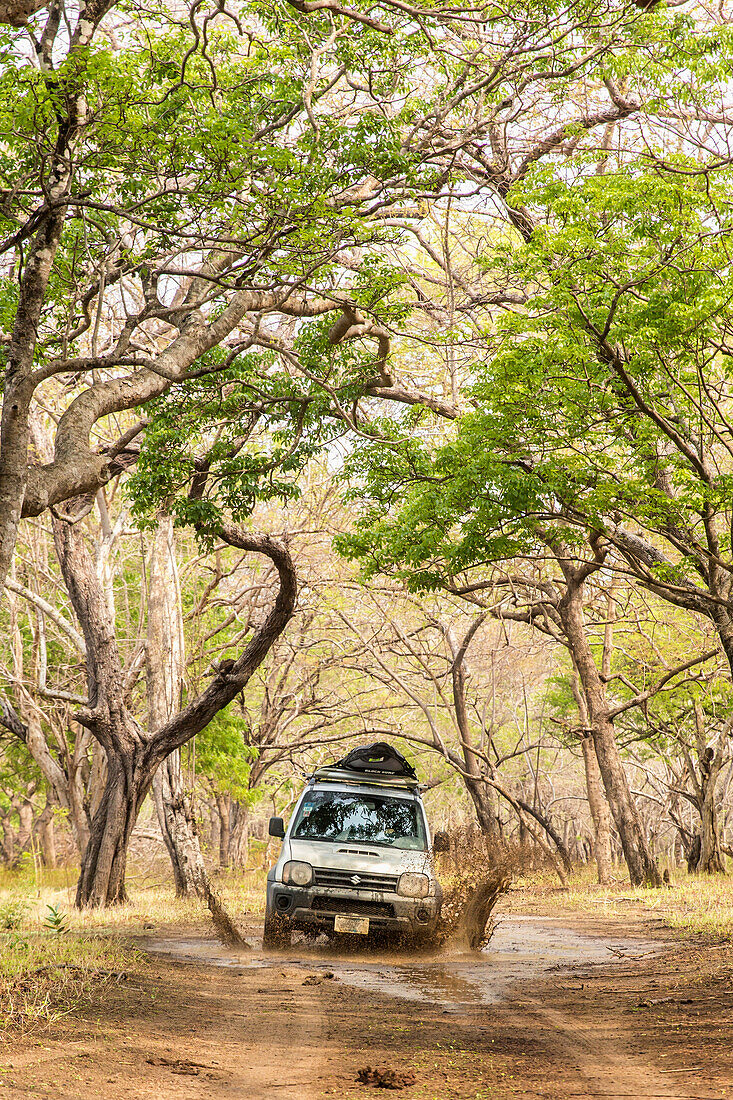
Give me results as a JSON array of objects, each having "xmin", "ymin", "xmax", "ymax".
[{"xmin": 310, "ymin": 766, "xmax": 420, "ymax": 792}]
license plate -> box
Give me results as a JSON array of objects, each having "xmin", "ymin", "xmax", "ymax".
[{"xmin": 333, "ymin": 915, "xmax": 370, "ymax": 935}]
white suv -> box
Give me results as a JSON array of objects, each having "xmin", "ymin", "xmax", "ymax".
[{"xmin": 264, "ymin": 743, "xmax": 446, "ymax": 947}]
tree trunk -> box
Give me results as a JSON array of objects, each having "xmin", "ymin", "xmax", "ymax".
[
  {"xmin": 446, "ymin": 620, "xmax": 503, "ymax": 841},
  {"xmin": 580, "ymin": 735, "xmax": 614, "ymax": 885},
  {"xmin": 465, "ymin": 777, "xmax": 502, "ymax": 840},
  {"xmin": 37, "ymin": 801, "xmax": 57, "ymax": 868},
  {"xmin": 16, "ymin": 796, "xmax": 33, "ymax": 860},
  {"xmin": 676, "ymin": 706, "xmax": 729, "ymax": 875},
  {"xmin": 228, "ymin": 801, "xmax": 250, "ymax": 869},
  {"xmin": 76, "ymin": 747, "xmax": 152, "ymax": 906},
  {"xmin": 698, "ymin": 784, "xmax": 725, "ymax": 873},
  {"xmin": 1, "ymin": 575, "xmax": 90, "ymax": 859},
  {"xmin": 690, "ymin": 704, "xmax": 726, "ymax": 874},
  {"xmin": 0, "ymin": 809, "xmax": 16, "ymax": 864},
  {"xmin": 54, "ymin": 508, "xmax": 157, "ymax": 906},
  {"xmin": 88, "ymin": 736, "xmax": 106, "ymax": 820},
  {"xmin": 216, "ymin": 792, "xmax": 231, "ymax": 869},
  {"xmin": 558, "ymin": 568, "xmax": 662, "ymax": 886},
  {"xmin": 591, "ymin": 712, "xmax": 660, "ymax": 886},
  {"xmin": 208, "ymin": 798, "xmax": 221, "ymax": 856},
  {"xmin": 152, "ymin": 752, "xmax": 210, "ymax": 896},
  {"xmin": 0, "ymin": 211, "xmax": 66, "ymax": 599},
  {"xmin": 69, "ymin": 733, "xmax": 92, "ymax": 857},
  {"xmin": 570, "ymin": 658, "xmax": 613, "ymax": 885},
  {"xmin": 514, "ymin": 794, "xmax": 573, "ymax": 873},
  {"xmin": 147, "ymin": 514, "xmax": 210, "ymax": 896}
]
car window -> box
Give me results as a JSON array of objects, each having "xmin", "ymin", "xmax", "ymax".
[{"xmin": 291, "ymin": 790, "xmax": 426, "ymax": 850}]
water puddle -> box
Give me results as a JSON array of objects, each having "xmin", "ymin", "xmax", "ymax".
[
  {"xmin": 143, "ymin": 937, "xmax": 270, "ymax": 970},
  {"xmin": 142, "ymin": 916, "xmax": 657, "ymax": 1013}
]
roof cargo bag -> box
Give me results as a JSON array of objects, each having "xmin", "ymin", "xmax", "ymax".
[{"xmin": 334, "ymin": 741, "xmax": 417, "ymax": 780}]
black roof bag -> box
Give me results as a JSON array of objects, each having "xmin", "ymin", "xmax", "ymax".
[{"xmin": 334, "ymin": 741, "xmax": 417, "ymax": 780}]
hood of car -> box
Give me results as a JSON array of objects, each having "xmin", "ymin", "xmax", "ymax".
[{"xmin": 285, "ymin": 838, "xmax": 432, "ymax": 877}]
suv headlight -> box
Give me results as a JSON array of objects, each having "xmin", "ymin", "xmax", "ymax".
[
  {"xmin": 397, "ymin": 872, "xmax": 430, "ymax": 898},
  {"xmin": 282, "ymin": 861, "xmax": 313, "ymax": 887}
]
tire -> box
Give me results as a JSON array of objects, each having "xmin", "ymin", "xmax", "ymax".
[{"xmin": 263, "ymin": 910, "xmax": 292, "ymax": 949}]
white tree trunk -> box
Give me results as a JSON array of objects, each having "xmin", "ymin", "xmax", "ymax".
[{"xmin": 147, "ymin": 514, "xmax": 209, "ymax": 897}]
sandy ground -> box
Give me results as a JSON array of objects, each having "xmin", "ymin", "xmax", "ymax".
[{"xmin": 1, "ymin": 913, "xmax": 732, "ymax": 1100}]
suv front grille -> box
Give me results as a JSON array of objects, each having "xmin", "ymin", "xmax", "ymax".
[
  {"xmin": 313, "ymin": 867, "xmax": 399, "ymax": 892},
  {"xmin": 311, "ymin": 896, "xmax": 395, "ymax": 918}
]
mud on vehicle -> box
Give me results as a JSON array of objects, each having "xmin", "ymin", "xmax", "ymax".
[{"xmin": 264, "ymin": 742, "xmax": 448, "ymax": 948}]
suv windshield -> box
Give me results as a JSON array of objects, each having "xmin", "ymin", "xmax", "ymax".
[{"xmin": 291, "ymin": 790, "xmax": 426, "ymax": 850}]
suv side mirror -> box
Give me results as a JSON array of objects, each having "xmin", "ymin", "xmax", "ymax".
[
  {"xmin": 433, "ymin": 830, "xmax": 449, "ymax": 853},
  {"xmin": 268, "ymin": 816, "xmax": 285, "ymax": 839}
]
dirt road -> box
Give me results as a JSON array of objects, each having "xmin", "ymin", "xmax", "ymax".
[{"xmin": 1, "ymin": 915, "xmax": 731, "ymax": 1100}]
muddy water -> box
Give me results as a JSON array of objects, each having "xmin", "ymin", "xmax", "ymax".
[{"xmin": 144, "ymin": 916, "xmax": 657, "ymax": 1013}]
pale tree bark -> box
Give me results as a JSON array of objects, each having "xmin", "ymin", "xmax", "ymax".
[
  {"xmin": 152, "ymin": 755, "xmax": 211, "ymax": 894},
  {"xmin": 37, "ymin": 799, "xmax": 57, "ymax": 868},
  {"xmin": 208, "ymin": 800, "xmax": 221, "ymax": 857},
  {"xmin": 0, "ymin": 213, "xmax": 65, "ymax": 596},
  {"xmin": 558, "ymin": 564, "xmax": 662, "ymax": 886},
  {"xmin": 0, "ymin": 810, "xmax": 16, "ymax": 864},
  {"xmin": 0, "ymin": 787, "xmax": 34, "ymax": 865},
  {"xmin": 580, "ymin": 735, "xmax": 614, "ymax": 885},
  {"xmin": 16, "ymin": 794, "xmax": 33, "ymax": 858},
  {"xmin": 569, "ymin": 668, "xmax": 614, "ymax": 885},
  {"xmin": 446, "ymin": 621, "xmax": 503, "ymax": 841},
  {"xmin": 0, "ymin": 0, "xmax": 48, "ymax": 24},
  {"xmin": 228, "ymin": 801, "xmax": 250, "ymax": 869},
  {"xmin": 54, "ymin": 506, "xmax": 296, "ymax": 907},
  {"xmin": 0, "ymin": 573, "xmax": 91, "ymax": 855},
  {"xmin": 685, "ymin": 703, "xmax": 727, "ymax": 874},
  {"xmin": 0, "ymin": 0, "xmax": 112, "ymax": 597},
  {"xmin": 147, "ymin": 514, "xmax": 210, "ymax": 897},
  {"xmin": 215, "ymin": 792, "xmax": 231, "ymax": 869}
]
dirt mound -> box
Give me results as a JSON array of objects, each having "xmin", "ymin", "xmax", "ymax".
[{"xmin": 357, "ymin": 1065, "xmax": 417, "ymax": 1089}]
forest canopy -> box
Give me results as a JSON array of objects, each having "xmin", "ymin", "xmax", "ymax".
[{"xmin": 2, "ymin": 0, "xmax": 733, "ymax": 905}]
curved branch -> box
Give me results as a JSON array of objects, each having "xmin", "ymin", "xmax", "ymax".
[
  {"xmin": 147, "ymin": 524, "xmax": 297, "ymax": 764},
  {"xmin": 4, "ymin": 577, "xmax": 86, "ymax": 656},
  {"xmin": 283, "ymin": 0, "xmax": 393, "ymax": 33},
  {"xmin": 22, "ymin": 290, "xmax": 342, "ymax": 518}
]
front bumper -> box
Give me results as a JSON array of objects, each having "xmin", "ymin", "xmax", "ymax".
[{"xmin": 266, "ymin": 877, "xmax": 442, "ymax": 935}]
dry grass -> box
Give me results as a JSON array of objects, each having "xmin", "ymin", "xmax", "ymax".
[
  {"xmin": 0, "ymin": 860, "xmax": 268, "ymax": 1032},
  {"xmin": 0, "ymin": 862, "xmax": 267, "ymax": 937},
  {"xmin": 502, "ymin": 865, "xmax": 733, "ymax": 940},
  {"xmin": 0, "ymin": 933, "xmax": 135, "ymax": 1033},
  {"xmin": 2, "ymin": 851, "xmax": 732, "ymax": 1035},
  {"xmin": 4, "ymin": 858, "xmax": 733, "ymax": 944}
]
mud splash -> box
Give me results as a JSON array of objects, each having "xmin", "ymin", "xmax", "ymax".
[
  {"xmin": 432, "ymin": 833, "xmax": 518, "ymax": 950},
  {"xmin": 435, "ymin": 870, "xmax": 511, "ymax": 951}
]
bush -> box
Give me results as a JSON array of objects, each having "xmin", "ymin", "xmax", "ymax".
[{"xmin": 0, "ymin": 898, "xmax": 27, "ymax": 931}]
